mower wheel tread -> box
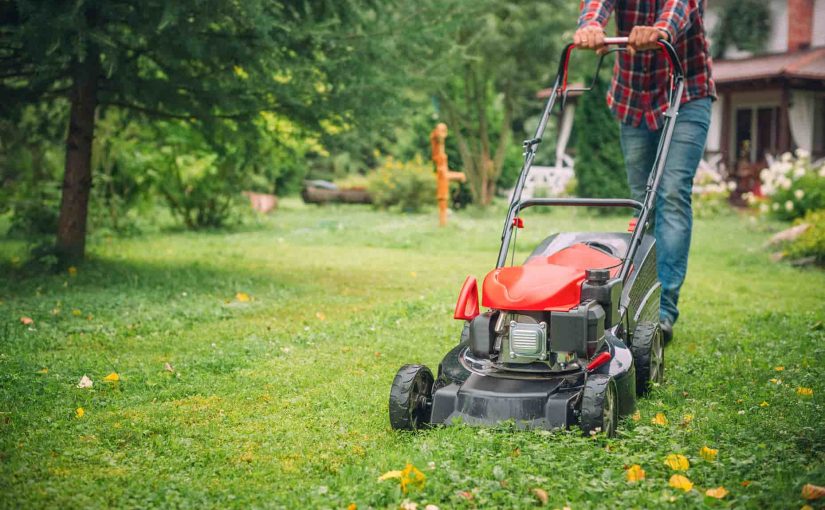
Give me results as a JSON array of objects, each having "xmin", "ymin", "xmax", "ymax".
[
  {"xmin": 580, "ymin": 374, "xmax": 618, "ymax": 437},
  {"xmin": 631, "ymin": 322, "xmax": 664, "ymax": 396},
  {"xmin": 389, "ymin": 364, "xmax": 434, "ymax": 431}
]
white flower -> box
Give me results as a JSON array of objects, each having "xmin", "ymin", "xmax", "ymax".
[
  {"xmin": 785, "ymin": 200, "xmax": 794, "ymax": 211},
  {"xmin": 795, "ymin": 148, "xmax": 810, "ymax": 159},
  {"xmin": 760, "ymin": 169, "xmax": 770, "ymax": 181},
  {"xmin": 727, "ymin": 181, "xmax": 737, "ymax": 191},
  {"xmin": 819, "ymin": 166, "xmax": 825, "ymax": 178},
  {"xmin": 793, "ymin": 166, "xmax": 806, "ymax": 179},
  {"xmin": 794, "ymin": 189, "xmax": 805, "ymax": 200},
  {"xmin": 780, "ymin": 177, "xmax": 792, "ymax": 190},
  {"xmin": 762, "ymin": 184, "xmax": 774, "ymax": 196},
  {"xmin": 772, "ymin": 202, "xmax": 780, "ymax": 211},
  {"xmin": 759, "ymin": 203, "xmax": 769, "ymax": 213},
  {"xmin": 781, "ymin": 152, "xmax": 793, "ymax": 163}
]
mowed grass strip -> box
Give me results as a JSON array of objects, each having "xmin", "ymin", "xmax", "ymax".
[{"xmin": 1, "ymin": 203, "xmax": 823, "ymax": 509}]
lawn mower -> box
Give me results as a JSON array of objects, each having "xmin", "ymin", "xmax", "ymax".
[{"xmin": 389, "ymin": 37, "xmax": 684, "ymax": 437}]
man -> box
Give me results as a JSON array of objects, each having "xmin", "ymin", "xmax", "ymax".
[{"xmin": 574, "ymin": 0, "xmax": 715, "ymax": 342}]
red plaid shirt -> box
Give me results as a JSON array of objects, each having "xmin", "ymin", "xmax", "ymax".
[{"xmin": 578, "ymin": 0, "xmax": 716, "ymax": 130}]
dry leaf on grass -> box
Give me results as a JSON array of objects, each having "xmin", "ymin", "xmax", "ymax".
[
  {"xmin": 669, "ymin": 474, "xmax": 694, "ymax": 492},
  {"xmin": 164, "ymin": 362, "xmax": 175, "ymax": 373},
  {"xmin": 626, "ymin": 464, "xmax": 645, "ymax": 482},
  {"xmin": 797, "ymin": 387, "xmax": 813, "ymax": 396},
  {"xmin": 77, "ymin": 375, "xmax": 93, "ymax": 389},
  {"xmin": 664, "ymin": 454, "xmax": 690, "ymax": 471},
  {"xmin": 700, "ymin": 446, "xmax": 718, "ymax": 462},
  {"xmin": 801, "ymin": 483, "xmax": 825, "ymax": 500},
  {"xmin": 103, "ymin": 372, "xmax": 120, "ymax": 382},
  {"xmin": 235, "ymin": 292, "xmax": 251, "ymax": 302},
  {"xmin": 531, "ymin": 488, "xmax": 548, "ymax": 505},
  {"xmin": 19, "ymin": 316, "xmax": 33, "ymax": 325},
  {"xmin": 705, "ymin": 486, "xmax": 729, "ymax": 499}
]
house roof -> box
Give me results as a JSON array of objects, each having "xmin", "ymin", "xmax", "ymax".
[{"xmin": 713, "ymin": 46, "xmax": 825, "ymax": 84}]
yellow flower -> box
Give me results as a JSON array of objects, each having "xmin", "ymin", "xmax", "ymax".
[
  {"xmin": 759, "ymin": 401, "xmax": 769, "ymax": 407},
  {"xmin": 705, "ymin": 486, "xmax": 729, "ymax": 499},
  {"xmin": 75, "ymin": 407, "xmax": 85, "ymax": 419},
  {"xmin": 669, "ymin": 474, "xmax": 694, "ymax": 492},
  {"xmin": 797, "ymin": 387, "xmax": 813, "ymax": 397},
  {"xmin": 626, "ymin": 464, "xmax": 645, "ymax": 482},
  {"xmin": 700, "ymin": 446, "xmax": 718, "ymax": 462},
  {"xmin": 378, "ymin": 470, "xmax": 402, "ymax": 481},
  {"xmin": 664, "ymin": 454, "xmax": 690, "ymax": 471},
  {"xmin": 774, "ymin": 366, "xmax": 785, "ymax": 371},
  {"xmin": 235, "ymin": 292, "xmax": 251, "ymax": 302},
  {"xmin": 651, "ymin": 413, "xmax": 668, "ymax": 426},
  {"xmin": 681, "ymin": 414, "xmax": 694, "ymax": 425},
  {"xmin": 103, "ymin": 372, "xmax": 120, "ymax": 382},
  {"xmin": 67, "ymin": 266, "xmax": 78, "ymax": 277}
]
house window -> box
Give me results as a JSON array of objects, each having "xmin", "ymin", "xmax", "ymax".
[{"xmin": 734, "ymin": 106, "xmax": 780, "ymax": 163}]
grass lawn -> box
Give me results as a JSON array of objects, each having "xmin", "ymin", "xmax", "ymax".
[{"xmin": 1, "ymin": 201, "xmax": 823, "ymax": 509}]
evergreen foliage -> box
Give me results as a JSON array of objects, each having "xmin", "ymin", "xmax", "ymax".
[{"xmin": 573, "ymin": 74, "xmax": 629, "ymax": 204}]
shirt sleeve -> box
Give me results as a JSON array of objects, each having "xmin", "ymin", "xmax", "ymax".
[
  {"xmin": 577, "ymin": 0, "xmax": 616, "ymax": 29},
  {"xmin": 654, "ymin": 0, "xmax": 696, "ymax": 42}
]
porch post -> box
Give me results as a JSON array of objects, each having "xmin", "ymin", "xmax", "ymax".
[{"xmin": 778, "ymin": 81, "xmax": 791, "ymax": 153}]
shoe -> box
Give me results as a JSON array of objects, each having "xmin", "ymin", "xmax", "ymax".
[{"xmin": 661, "ymin": 319, "xmax": 673, "ymax": 345}]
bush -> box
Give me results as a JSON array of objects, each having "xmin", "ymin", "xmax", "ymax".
[
  {"xmin": 784, "ymin": 209, "xmax": 825, "ymax": 265},
  {"xmin": 692, "ymin": 164, "xmax": 735, "ymax": 217},
  {"xmin": 573, "ymin": 74, "xmax": 628, "ymax": 211},
  {"xmin": 367, "ymin": 156, "xmax": 436, "ymax": 212},
  {"xmin": 751, "ymin": 150, "xmax": 825, "ymax": 221}
]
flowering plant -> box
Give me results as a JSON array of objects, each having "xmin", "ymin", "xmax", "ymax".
[
  {"xmin": 692, "ymin": 163, "xmax": 736, "ymax": 217},
  {"xmin": 748, "ymin": 150, "xmax": 825, "ymax": 221}
]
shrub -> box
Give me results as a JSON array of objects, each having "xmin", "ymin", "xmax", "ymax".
[
  {"xmin": 692, "ymin": 164, "xmax": 735, "ymax": 217},
  {"xmin": 784, "ymin": 209, "xmax": 825, "ymax": 265},
  {"xmin": 367, "ymin": 156, "xmax": 436, "ymax": 212},
  {"xmin": 752, "ymin": 150, "xmax": 825, "ymax": 221}
]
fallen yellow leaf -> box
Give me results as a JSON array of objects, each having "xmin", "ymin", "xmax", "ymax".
[
  {"xmin": 669, "ymin": 474, "xmax": 694, "ymax": 492},
  {"xmin": 378, "ymin": 470, "xmax": 402, "ymax": 481},
  {"xmin": 769, "ymin": 378, "xmax": 781, "ymax": 384},
  {"xmin": 775, "ymin": 366, "xmax": 785, "ymax": 371},
  {"xmin": 75, "ymin": 407, "xmax": 85, "ymax": 419},
  {"xmin": 315, "ymin": 311, "xmax": 326, "ymax": 321},
  {"xmin": 103, "ymin": 372, "xmax": 120, "ymax": 382},
  {"xmin": 347, "ymin": 504, "xmax": 356, "ymax": 510},
  {"xmin": 235, "ymin": 292, "xmax": 251, "ymax": 302},
  {"xmin": 19, "ymin": 316, "xmax": 33, "ymax": 325},
  {"xmin": 759, "ymin": 401, "xmax": 769, "ymax": 407},
  {"xmin": 802, "ymin": 483, "xmax": 825, "ymax": 500},
  {"xmin": 700, "ymin": 446, "xmax": 718, "ymax": 462},
  {"xmin": 802, "ymin": 505, "xmax": 814, "ymax": 510},
  {"xmin": 664, "ymin": 454, "xmax": 690, "ymax": 471},
  {"xmin": 681, "ymin": 414, "xmax": 694, "ymax": 426},
  {"xmin": 797, "ymin": 387, "xmax": 813, "ymax": 397},
  {"xmin": 705, "ymin": 486, "xmax": 729, "ymax": 499},
  {"xmin": 531, "ymin": 488, "xmax": 548, "ymax": 506},
  {"xmin": 651, "ymin": 413, "xmax": 668, "ymax": 426},
  {"xmin": 68, "ymin": 266, "xmax": 77, "ymax": 277},
  {"xmin": 71, "ymin": 309, "xmax": 82, "ymax": 316},
  {"xmin": 626, "ymin": 464, "xmax": 645, "ymax": 482},
  {"xmin": 36, "ymin": 368, "xmax": 48, "ymax": 374},
  {"xmin": 400, "ymin": 463, "xmax": 426, "ymax": 493},
  {"xmin": 410, "ymin": 271, "xmax": 417, "ymax": 278}
]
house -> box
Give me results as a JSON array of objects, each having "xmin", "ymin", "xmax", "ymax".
[{"xmin": 706, "ymin": 0, "xmax": 825, "ymax": 188}]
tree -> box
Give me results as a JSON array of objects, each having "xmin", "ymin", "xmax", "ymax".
[
  {"xmin": 573, "ymin": 73, "xmax": 629, "ymax": 203},
  {"xmin": 432, "ymin": 0, "xmax": 575, "ymax": 205},
  {"xmin": 0, "ymin": 0, "xmax": 421, "ymax": 263}
]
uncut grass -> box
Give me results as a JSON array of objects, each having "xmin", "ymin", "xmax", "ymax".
[{"xmin": 0, "ymin": 202, "xmax": 823, "ymax": 509}]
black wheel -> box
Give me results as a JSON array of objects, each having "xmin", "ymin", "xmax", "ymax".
[
  {"xmin": 631, "ymin": 322, "xmax": 664, "ymax": 396},
  {"xmin": 580, "ymin": 374, "xmax": 618, "ymax": 437},
  {"xmin": 389, "ymin": 364, "xmax": 434, "ymax": 431}
]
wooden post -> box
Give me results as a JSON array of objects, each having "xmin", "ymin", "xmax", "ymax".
[{"xmin": 430, "ymin": 123, "xmax": 465, "ymax": 226}]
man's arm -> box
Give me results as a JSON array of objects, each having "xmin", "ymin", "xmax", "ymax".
[
  {"xmin": 575, "ymin": 0, "xmax": 616, "ymax": 50},
  {"xmin": 654, "ymin": 0, "xmax": 696, "ymax": 43}
]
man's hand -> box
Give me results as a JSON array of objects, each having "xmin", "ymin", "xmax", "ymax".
[
  {"xmin": 628, "ymin": 26, "xmax": 669, "ymax": 57},
  {"xmin": 574, "ymin": 26, "xmax": 606, "ymax": 54}
]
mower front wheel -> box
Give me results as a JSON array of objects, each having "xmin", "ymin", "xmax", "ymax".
[
  {"xmin": 389, "ymin": 364, "xmax": 434, "ymax": 431},
  {"xmin": 580, "ymin": 374, "xmax": 618, "ymax": 437},
  {"xmin": 631, "ymin": 322, "xmax": 664, "ymax": 396}
]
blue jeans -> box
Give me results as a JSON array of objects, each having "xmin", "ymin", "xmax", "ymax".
[{"xmin": 619, "ymin": 97, "xmax": 712, "ymax": 325}]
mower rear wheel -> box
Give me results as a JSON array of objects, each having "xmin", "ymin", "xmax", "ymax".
[
  {"xmin": 389, "ymin": 364, "xmax": 434, "ymax": 431},
  {"xmin": 631, "ymin": 322, "xmax": 664, "ymax": 396},
  {"xmin": 580, "ymin": 374, "xmax": 618, "ymax": 437}
]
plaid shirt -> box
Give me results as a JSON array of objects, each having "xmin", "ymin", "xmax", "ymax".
[{"xmin": 578, "ymin": 0, "xmax": 716, "ymax": 130}]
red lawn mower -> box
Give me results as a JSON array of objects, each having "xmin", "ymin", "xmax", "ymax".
[{"xmin": 389, "ymin": 37, "xmax": 685, "ymax": 437}]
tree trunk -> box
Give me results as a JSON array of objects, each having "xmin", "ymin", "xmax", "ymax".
[{"xmin": 56, "ymin": 49, "xmax": 100, "ymax": 265}]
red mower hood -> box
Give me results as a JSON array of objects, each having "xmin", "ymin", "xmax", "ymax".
[{"xmin": 481, "ymin": 243, "xmax": 621, "ymax": 312}]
